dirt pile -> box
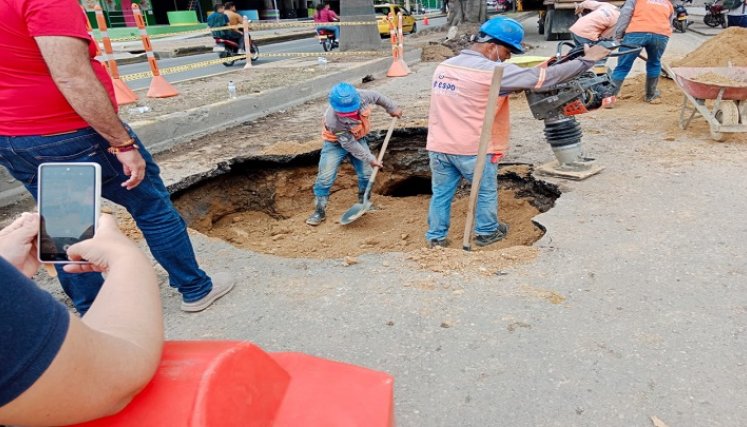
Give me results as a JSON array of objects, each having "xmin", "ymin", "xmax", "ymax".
[
  {"xmin": 619, "ymin": 74, "xmax": 681, "ymax": 105},
  {"xmin": 421, "ymin": 42, "xmax": 457, "ymax": 62},
  {"xmin": 691, "ymin": 70, "xmax": 747, "ymax": 87},
  {"xmin": 671, "ymin": 27, "xmax": 747, "ymax": 68},
  {"xmin": 407, "ymin": 245, "xmax": 539, "ymax": 275}
]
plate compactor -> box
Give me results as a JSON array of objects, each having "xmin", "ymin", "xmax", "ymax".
[{"xmin": 525, "ymin": 41, "xmax": 642, "ymax": 179}]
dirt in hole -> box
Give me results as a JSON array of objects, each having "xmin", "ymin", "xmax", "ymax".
[{"xmin": 172, "ymin": 128, "xmax": 559, "ymax": 266}]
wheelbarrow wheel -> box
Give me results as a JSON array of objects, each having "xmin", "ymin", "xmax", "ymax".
[{"xmin": 715, "ymin": 101, "xmax": 740, "ymax": 126}]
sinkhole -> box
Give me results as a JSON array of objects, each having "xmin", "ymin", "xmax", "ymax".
[{"xmin": 172, "ymin": 127, "xmax": 560, "ymax": 259}]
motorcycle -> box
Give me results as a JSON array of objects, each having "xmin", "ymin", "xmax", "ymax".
[
  {"xmin": 213, "ymin": 36, "xmax": 259, "ymax": 67},
  {"xmin": 704, "ymin": 0, "xmax": 728, "ymax": 28},
  {"xmin": 316, "ymin": 29, "xmax": 338, "ymax": 52},
  {"xmin": 672, "ymin": 0, "xmax": 692, "ymax": 33}
]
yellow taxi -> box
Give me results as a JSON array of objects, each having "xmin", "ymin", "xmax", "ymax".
[{"xmin": 375, "ymin": 4, "xmax": 417, "ymax": 36}]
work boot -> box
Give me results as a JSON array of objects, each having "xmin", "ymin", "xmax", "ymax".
[
  {"xmin": 305, "ymin": 196, "xmax": 328, "ymax": 226},
  {"xmin": 644, "ymin": 77, "xmax": 661, "ymax": 103},
  {"xmin": 475, "ymin": 223, "xmax": 509, "ymax": 247},
  {"xmin": 427, "ymin": 238, "xmax": 450, "ymax": 249},
  {"xmin": 612, "ymin": 79, "xmax": 624, "ymax": 96}
]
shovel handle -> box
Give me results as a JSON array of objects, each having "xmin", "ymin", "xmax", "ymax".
[{"xmin": 362, "ymin": 116, "xmax": 398, "ymax": 200}]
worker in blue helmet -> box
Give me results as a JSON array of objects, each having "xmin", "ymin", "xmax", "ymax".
[
  {"xmin": 306, "ymin": 83, "xmax": 403, "ymax": 226},
  {"xmin": 424, "ymin": 17, "xmax": 610, "ymax": 248}
]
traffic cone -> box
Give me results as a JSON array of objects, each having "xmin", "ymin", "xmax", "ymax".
[
  {"xmin": 243, "ymin": 17, "xmax": 253, "ymax": 70},
  {"xmin": 424, "ymin": 15, "xmax": 430, "ymax": 25},
  {"xmin": 133, "ymin": 4, "xmax": 179, "ymax": 98},
  {"xmin": 386, "ymin": 16, "xmax": 408, "ymax": 78},
  {"xmin": 397, "ymin": 12, "xmax": 411, "ymax": 75},
  {"xmin": 93, "ymin": 5, "xmax": 138, "ymax": 106}
]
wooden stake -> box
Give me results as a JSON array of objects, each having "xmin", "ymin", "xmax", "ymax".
[{"xmin": 462, "ymin": 66, "xmax": 504, "ymax": 251}]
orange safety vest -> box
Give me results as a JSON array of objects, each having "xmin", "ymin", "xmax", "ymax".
[
  {"xmin": 626, "ymin": 0, "xmax": 674, "ymax": 37},
  {"xmin": 321, "ymin": 107, "xmax": 372, "ymax": 142},
  {"xmin": 426, "ymin": 63, "xmax": 511, "ymax": 156}
]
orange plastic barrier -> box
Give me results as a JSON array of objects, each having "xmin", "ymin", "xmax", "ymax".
[
  {"xmin": 71, "ymin": 341, "xmax": 394, "ymax": 427},
  {"xmin": 243, "ymin": 17, "xmax": 253, "ymax": 70},
  {"xmin": 132, "ymin": 4, "xmax": 178, "ymax": 98},
  {"xmin": 386, "ymin": 14, "xmax": 408, "ymax": 77},
  {"xmin": 93, "ymin": 5, "xmax": 138, "ymax": 105},
  {"xmin": 424, "ymin": 15, "xmax": 430, "ymax": 25}
]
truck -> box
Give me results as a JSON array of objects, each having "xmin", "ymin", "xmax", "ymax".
[{"xmin": 519, "ymin": 0, "xmax": 624, "ymax": 41}]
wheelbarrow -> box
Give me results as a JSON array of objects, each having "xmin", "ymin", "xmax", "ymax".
[{"xmin": 667, "ymin": 66, "xmax": 747, "ymax": 141}]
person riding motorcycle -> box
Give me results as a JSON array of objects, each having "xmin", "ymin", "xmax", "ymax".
[{"xmin": 314, "ymin": 3, "xmax": 340, "ymax": 45}]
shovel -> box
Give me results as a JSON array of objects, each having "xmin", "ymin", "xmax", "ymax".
[{"xmin": 340, "ymin": 117, "xmax": 398, "ymax": 225}]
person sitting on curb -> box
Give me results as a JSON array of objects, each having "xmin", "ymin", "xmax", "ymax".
[
  {"xmin": 425, "ymin": 17, "xmax": 610, "ymax": 248},
  {"xmin": 0, "ymin": 213, "xmax": 163, "ymax": 426},
  {"xmin": 306, "ymin": 83, "xmax": 403, "ymax": 226}
]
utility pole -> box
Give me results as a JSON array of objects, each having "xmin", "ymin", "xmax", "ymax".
[{"xmin": 339, "ymin": 0, "xmax": 381, "ymax": 51}]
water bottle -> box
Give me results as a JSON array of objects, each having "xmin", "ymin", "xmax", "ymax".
[
  {"xmin": 127, "ymin": 106, "xmax": 150, "ymax": 114},
  {"xmin": 227, "ymin": 81, "xmax": 237, "ymax": 99},
  {"xmin": 317, "ymin": 57, "xmax": 328, "ymax": 68}
]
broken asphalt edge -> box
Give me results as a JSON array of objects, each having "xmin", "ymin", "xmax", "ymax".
[{"xmin": 0, "ymin": 49, "xmax": 422, "ymax": 208}]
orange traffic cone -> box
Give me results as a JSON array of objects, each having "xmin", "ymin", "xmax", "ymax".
[
  {"xmin": 424, "ymin": 15, "xmax": 430, "ymax": 25},
  {"xmin": 386, "ymin": 16, "xmax": 408, "ymax": 78},
  {"xmin": 397, "ymin": 12, "xmax": 411, "ymax": 75},
  {"xmin": 93, "ymin": 5, "xmax": 138, "ymax": 106},
  {"xmin": 133, "ymin": 5, "xmax": 179, "ymax": 98}
]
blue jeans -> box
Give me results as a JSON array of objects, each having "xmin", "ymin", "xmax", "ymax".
[
  {"xmin": 0, "ymin": 127, "xmax": 213, "ymax": 313},
  {"xmin": 313, "ymin": 139, "xmax": 372, "ymax": 197},
  {"xmin": 611, "ymin": 32, "xmax": 669, "ymax": 80},
  {"xmin": 426, "ymin": 152, "xmax": 499, "ymax": 241},
  {"xmin": 316, "ymin": 25, "xmax": 340, "ymax": 40}
]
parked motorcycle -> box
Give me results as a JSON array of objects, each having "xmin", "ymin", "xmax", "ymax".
[
  {"xmin": 213, "ymin": 37, "xmax": 259, "ymax": 67},
  {"xmin": 704, "ymin": 0, "xmax": 728, "ymax": 28},
  {"xmin": 316, "ymin": 29, "xmax": 338, "ymax": 52},
  {"xmin": 672, "ymin": 0, "xmax": 692, "ymax": 33}
]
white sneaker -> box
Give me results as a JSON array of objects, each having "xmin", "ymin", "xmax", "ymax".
[{"xmin": 180, "ymin": 272, "xmax": 235, "ymax": 312}]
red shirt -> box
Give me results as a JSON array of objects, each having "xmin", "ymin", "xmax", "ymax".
[{"xmin": 0, "ymin": 0, "xmax": 116, "ymax": 136}]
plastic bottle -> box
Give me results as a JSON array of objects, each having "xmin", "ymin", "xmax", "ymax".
[
  {"xmin": 127, "ymin": 106, "xmax": 151, "ymax": 114},
  {"xmin": 228, "ymin": 81, "xmax": 237, "ymax": 99}
]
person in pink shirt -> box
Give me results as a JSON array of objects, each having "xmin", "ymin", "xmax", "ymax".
[
  {"xmin": 425, "ymin": 17, "xmax": 610, "ymax": 248},
  {"xmin": 314, "ymin": 3, "xmax": 340, "ymax": 42},
  {"xmin": 570, "ymin": 0, "xmax": 621, "ymax": 46}
]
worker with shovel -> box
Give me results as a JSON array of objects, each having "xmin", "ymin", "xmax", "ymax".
[
  {"xmin": 306, "ymin": 83, "xmax": 403, "ymax": 226},
  {"xmin": 425, "ymin": 17, "xmax": 610, "ymax": 248}
]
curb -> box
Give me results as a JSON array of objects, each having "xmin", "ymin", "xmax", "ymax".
[
  {"xmin": 134, "ymin": 49, "xmax": 422, "ymax": 155},
  {"xmin": 0, "ymin": 49, "xmax": 422, "ymax": 208}
]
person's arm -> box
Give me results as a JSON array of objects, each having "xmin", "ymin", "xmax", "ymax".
[
  {"xmin": 34, "ymin": 36, "xmax": 146, "ymax": 190},
  {"xmin": 358, "ymin": 90, "xmax": 403, "ymax": 116},
  {"xmin": 0, "ymin": 215, "xmax": 163, "ymax": 426},
  {"xmin": 329, "ymin": 10, "xmax": 339, "ymax": 20},
  {"xmin": 577, "ymin": 0, "xmax": 605, "ymax": 11},
  {"xmin": 338, "ymin": 132, "xmax": 378, "ymax": 165},
  {"xmin": 614, "ymin": 0, "xmax": 636, "ymax": 39}
]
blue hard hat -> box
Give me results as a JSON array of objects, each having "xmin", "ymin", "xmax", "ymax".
[
  {"xmin": 476, "ymin": 17, "xmax": 525, "ymax": 54},
  {"xmin": 329, "ymin": 82, "xmax": 361, "ymax": 113}
]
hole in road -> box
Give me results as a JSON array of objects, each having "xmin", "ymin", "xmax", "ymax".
[{"xmin": 172, "ymin": 127, "xmax": 560, "ymax": 258}]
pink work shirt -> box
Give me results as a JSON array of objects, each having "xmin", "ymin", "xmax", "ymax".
[{"xmin": 570, "ymin": 1, "xmax": 620, "ymax": 41}]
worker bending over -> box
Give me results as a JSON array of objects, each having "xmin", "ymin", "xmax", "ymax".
[
  {"xmin": 570, "ymin": 0, "xmax": 621, "ymax": 46},
  {"xmin": 307, "ymin": 83, "xmax": 403, "ymax": 226},
  {"xmin": 426, "ymin": 17, "xmax": 610, "ymax": 248}
]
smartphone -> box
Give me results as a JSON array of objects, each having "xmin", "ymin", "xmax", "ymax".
[{"xmin": 37, "ymin": 163, "xmax": 101, "ymax": 263}]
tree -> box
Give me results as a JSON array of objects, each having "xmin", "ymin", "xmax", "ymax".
[{"xmin": 445, "ymin": 0, "xmax": 487, "ymax": 27}]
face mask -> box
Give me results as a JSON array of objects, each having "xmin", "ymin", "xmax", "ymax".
[{"xmin": 336, "ymin": 111, "xmax": 361, "ymax": 120}]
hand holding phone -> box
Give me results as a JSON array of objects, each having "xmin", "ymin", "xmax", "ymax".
[
  {"xmin": 0, "ymin": 212, "xmax": 41, "ymax": 277},
  {"xmin": 37, "ymin": 163, "xmax": 101, "ymax": 264}
]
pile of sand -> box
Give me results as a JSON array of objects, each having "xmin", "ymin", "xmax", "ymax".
[
  {"xmin": 691, "ymin": 70, "xmax": 747, "ymax": 87},
  {"xmin": 407, "ymin": 245, "xmax": 539, "ymax": 275},
  {"xmin": 421, "ymin": 43, "xmax": 457, "ymax": 62},
  {"xmin": 671, "ymin": 27, "xmax": 747, "ymax": 67}
]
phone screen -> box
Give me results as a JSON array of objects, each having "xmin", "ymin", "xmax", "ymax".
[{"xmin": 38, "ymin": 164, "xmax": 98, "ymax": 262}]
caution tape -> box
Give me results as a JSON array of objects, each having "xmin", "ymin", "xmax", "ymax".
[
  {"xmin": 107, "ymin": 21, "xmax": 379, "ymax": 43},
  {"xmin": 119, "ymin": 50, "xmax": 384, "ymax": 81}
]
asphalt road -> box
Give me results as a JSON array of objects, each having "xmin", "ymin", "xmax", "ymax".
[{"xmin": 121, "ymin": 16, "xmax": 448, "ymax": 91}]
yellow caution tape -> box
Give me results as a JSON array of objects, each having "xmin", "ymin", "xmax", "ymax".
[
  {"xmin": 119, "ymin": 50, "xmax": 384, "ymax": 81},
  {"xmin": 107, "ymin": 21, "xmax": 379, "ymax": 43}
]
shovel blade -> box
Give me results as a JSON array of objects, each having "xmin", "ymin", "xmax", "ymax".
[{"xmin": 339, "ymin": 201, "xmax": 372, "ymax": 225}]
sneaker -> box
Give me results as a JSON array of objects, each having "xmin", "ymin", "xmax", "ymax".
[
  {"xmin": 180, "ymin": 272, "xmax": 235, "ymax": 313},
  {"xmin": 475, "ymin": 223, "xmax": 509, "ymax": 247},
  {"xmin": 428, "ymin": 238, "xmax": 449, "ymax": 248}
]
